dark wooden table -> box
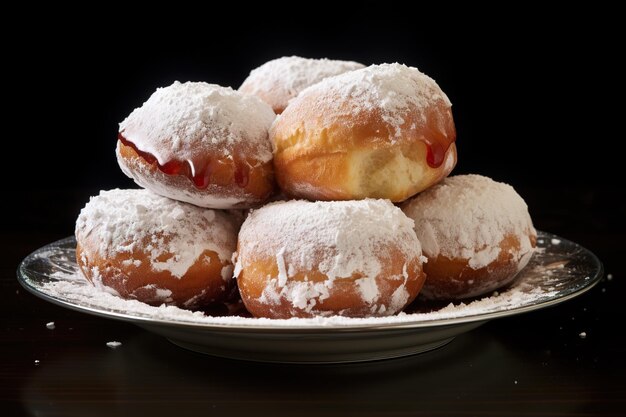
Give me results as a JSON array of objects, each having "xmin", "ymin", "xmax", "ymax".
[{"xmin": 2, "ymin": 187, "xmax": 625, "ymax": 417}]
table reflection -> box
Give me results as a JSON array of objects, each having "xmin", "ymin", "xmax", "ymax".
[{"xmin": 21, "ymin": 326, "xmax": 582, "ymax": 416}]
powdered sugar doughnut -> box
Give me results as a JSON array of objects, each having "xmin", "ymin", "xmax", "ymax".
[
  {"xmin": 235, "ymin": 199, "xmax": 426, "ymax": 318},
  {"xmin": 117, "ymin": 81, "xmax": 276, "ymax": 209},
  {"xmin": 402, "ymin": 175, "xmax": 537, "ymax": 300},
  {"xmin": 239, "ymin": 56, "xmax": 364, "ymax": 114},
  {"xmin": 75, "ymin": 189, "xmax": 238, "ymax": 309},
  {"xmin": 270, "ymin": 63, "xmax": 457, "ymax": 202}
]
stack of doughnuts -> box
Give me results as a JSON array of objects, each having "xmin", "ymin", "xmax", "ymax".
[{"xmin": 76, "ymin": 56, "xmax": 536, "ymax": 318}]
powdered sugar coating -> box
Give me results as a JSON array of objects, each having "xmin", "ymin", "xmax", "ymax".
[
  {"xmin": 236, "ymin": 199, "xmax": 424, "ymax": 315},
  {"xmin": 239, "ymin": 56, "xmax": 364, "ymax": 112},
  {"xmin": 288, "ymin": 62, "xmax": 451, "ymax": 138},
  {"xmin": 75, "ymin": 189, "xmax": 237, "ymax": 278},
  {"xmin": 119, "ymin": 81, "xmax": 276, "ymax": 165},
  {"xmin": 402, "ymin": 174, "xmax": 536, "ymax": 268}
]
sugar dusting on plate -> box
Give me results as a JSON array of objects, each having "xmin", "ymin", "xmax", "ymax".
[{"xmin": 40, "ymin": 258, "xmax": 561, "ymax": 328}]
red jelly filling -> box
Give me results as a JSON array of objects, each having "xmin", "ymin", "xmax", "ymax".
[
  {"xmin": 426, "ymin": 143, "xmax": 445, "ymax": 168},
  {"xmin": 422, "ymin": 108, "xmax": 456, "ymax": 169},
  {"xmin": 118, "ymin": 133, "xmax": 250, "ymax": 189}
]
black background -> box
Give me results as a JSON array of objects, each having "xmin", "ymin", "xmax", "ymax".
[
  {"xmin": 5, "ymin": 7, "xmax": 623, "ymax": 237},
  {"xmin": 4, "ymin": 6, "xmax": 625, "ymax": 416}
]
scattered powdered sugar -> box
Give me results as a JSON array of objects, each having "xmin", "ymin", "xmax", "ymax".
[
  {"xmin": 239, "ymin": 56, "xmax": 364, "ymax": 112},
  {"xmin": 106, "ymin": 341, "xmax": 122, "ymax": 348},
  {"xmin": 402, "ymin": 175, "xmax": 536, "ymax": 269},
  {"xmin": 119, "ymin": 81, "xmax": 276, "ymax": 164},
  {"xmin": 235, "ymin": 199, "xmax": 421, "ymax": 313},
  {"xmin": 579, "ymin": 331, "xmax": 587, "ymax": 339},
  {"xmin": 288, "ymin": 63, "xmax": 451, "ymax": 137},
  {"xmin": 45, "ymin": 322, "xmax": 55, "ymax": 330},
  {"xmin": 75, "ymin": 189, "xmax": 237, "ymax": 278}
]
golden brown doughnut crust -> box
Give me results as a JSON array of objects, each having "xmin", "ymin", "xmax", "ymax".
[
  {"xmin": 77, "ymin": 242, "xmax": 232, "ymax": 308},
  {"xmin": 419, "ymin": 233, "xmax": 537, "ymax": 300},
  {"xmin": 271, "ymin": 79, "xmax": 457, "ymax": 202},
  {"xmin": 237, "ymin": 247, "xmax": 426, "ymax": 319}
]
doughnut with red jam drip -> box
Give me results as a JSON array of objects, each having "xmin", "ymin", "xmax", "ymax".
[{"xmin": 116, "ymin": 81, "xmax": 276, "ymax": 209}]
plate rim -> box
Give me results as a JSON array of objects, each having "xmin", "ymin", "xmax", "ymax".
[{"xmin": 17, "ymin": 231, "xmax": 604, "ymax": 333}]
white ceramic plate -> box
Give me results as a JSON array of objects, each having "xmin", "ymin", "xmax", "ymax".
[{"xmin": 18, "ymin": 231, "xmax": 602, "ymax": 363}]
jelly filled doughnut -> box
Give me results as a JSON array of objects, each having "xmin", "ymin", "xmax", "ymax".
[
  {"xmin": 235, "ymin": 199, "xmax": 426, "ymax": 318},
  {"xmin": 75, "ymin": 189, "xmax": 239, "ymax": 309},
  {"xmin": 239, "ymin": 56, "xmax": 364, "ymax": 114},
  {"xmin": 401, "ymin": 175, "xmax": 537, "ymax": 300},
  {"xmin": 270, "ymin": 63, "xmax": 457, "ymax": 202},
  {"xmin": 117, "ymin": 81, "xmax": 276, "ymax": 209}
]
